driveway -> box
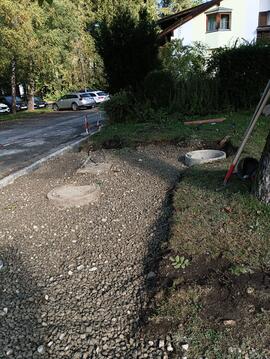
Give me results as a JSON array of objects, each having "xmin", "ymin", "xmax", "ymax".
[{"xmin": 0, "ymin": 109, "xmax": 102, "ymax": 180}]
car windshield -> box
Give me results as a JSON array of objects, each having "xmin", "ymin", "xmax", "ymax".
[
  {"xmin": 88, "ymin": 93, "xmax": 96, "ymax": 97},
  {"xmin": 97, "ymin": 92, "xmax": 106, "ymax": 96}
]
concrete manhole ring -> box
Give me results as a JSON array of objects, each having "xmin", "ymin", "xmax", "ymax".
[
  {"xmin": 47, "ymin": 184, "xmax": 100, "ymax": 208},
  {"xmin": 185, "ymin": 149, "xmax": 226, "ymax": 167}
]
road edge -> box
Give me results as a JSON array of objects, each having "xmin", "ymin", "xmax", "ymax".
[{"xmin": 0, "ymin": 133, "xmax": 96, "ymax": 190}]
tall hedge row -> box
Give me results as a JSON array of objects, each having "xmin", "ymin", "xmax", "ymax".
[{"xmin": 209, "ymin": 43, "xmax": 270, "ymax": 110}]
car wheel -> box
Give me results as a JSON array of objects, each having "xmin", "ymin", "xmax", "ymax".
[
  {"xmin": 72, "ymin": 102, "xmax": 78, "ymax": 111},
  {"xmin": 53, "ymin": 104, "xmax": 59, "ymax": 111}
]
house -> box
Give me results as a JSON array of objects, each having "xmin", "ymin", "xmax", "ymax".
[{"xmin": 158, "ymin": 0, "xmax": 270, "ymax": 50}]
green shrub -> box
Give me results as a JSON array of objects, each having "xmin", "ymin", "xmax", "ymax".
[
  {"xmin": 103, "ymin": 90, "xmax": 135, "ymax": 123},
  {"xmin": 132, "ymin": 99, "xmax": 170, "ymax": 123},
  {"xmin": 169, "ymin": 75, "xmax": 220, "ymax": 115},
  {"xmin": 208, "ymin": 43, "xmax": 270, "ymax": 110},
  {"xmin": 159, "ymin": 39, "xmax": 207, "ymax": 81},
  {"xmin": 144, "ymin": 69, "xmax": 176, "ymax": 108}
]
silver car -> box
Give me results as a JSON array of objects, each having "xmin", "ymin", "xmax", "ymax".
[{"xmin": 53, "ymin": 93, "xmax": 95, "ymax": 111}]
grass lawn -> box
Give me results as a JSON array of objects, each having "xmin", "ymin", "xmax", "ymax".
[
  {"xmin": 93, "ymin": 111, "xmax": 270, "ymax": 357},
  {"xmin": 0, "ymin": 108, "xmax": 52, "ymax": 122},
  {"xmin": 92, "ymin": 111, "xmax": 269, "ymax": 157}
]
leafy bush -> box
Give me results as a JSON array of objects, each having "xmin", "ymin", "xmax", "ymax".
[
  {"xmin": 159, "ymin": 39, "xmax": 207, "ymax": 81},
  {"xmin": 170, "ymin": 75, "xmax": 220, "ymax": 115},
  {"xmin": 103, "ymin": 90, "xmax": 135, "ymax": 123},
  {"xmin": 144, "ymin": 69, "xmax": 176, "ymax": 108},
  {"xmin": 208, "ymin": 43, "xmax": 270, "ymax": 110}
]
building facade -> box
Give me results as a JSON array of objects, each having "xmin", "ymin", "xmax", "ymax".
[{"xmin": 158, "ymin": 0, "xmax": 270, "ymax": 50}]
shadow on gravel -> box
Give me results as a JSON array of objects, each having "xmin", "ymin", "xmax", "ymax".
[
  {"xmin": 116, "ymin": 148, "xmax": 181, "ymax": 340},
  {"xmin": 116, "ymin": 148, "xmax": 180, "ymax": 183},
  {"xmin": 0, "ymin": 247, "xmax": 45, "ymax": 359}
]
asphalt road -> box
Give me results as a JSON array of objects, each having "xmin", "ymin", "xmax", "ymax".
[{"xmin": 0, "ymin": 109, "xmax": 102, "ymax": 180}]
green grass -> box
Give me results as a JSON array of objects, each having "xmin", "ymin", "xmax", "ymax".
[
  {"xmin": 155, "ymin": 163, "xmax": 270, "ymax": 357},
  {"xmin": 143, "ymin": 113, "xmax": 270, "ymax": 357},
  {"xmin": 92, "ymin": 110, "xmax": 270, "ymax": 356},
  {"xmin": 92, "ymin": 111, "xmax": 270, "ymax": 157},
  {"xmin": 0, "ymin": 108, "xmax": 52, "ymax": 122}
]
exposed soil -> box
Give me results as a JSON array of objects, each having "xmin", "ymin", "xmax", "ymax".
[{"xmin": 144, "ymin": 251, "xmax": 270, "ymax": 357}]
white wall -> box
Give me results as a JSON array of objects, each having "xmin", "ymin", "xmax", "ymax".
[
  {"xmin": 172, "ymin": 0, "xmax": 262, "ymax": 50},
  {"xmin": 260, "ymin": 0, "xmax": 270, "ymax": 11}
]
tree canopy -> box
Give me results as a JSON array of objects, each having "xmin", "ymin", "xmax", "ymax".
[
  {"xmin": 1, "ymin": 0, "xmax": 202, "ymax": 110},
  {"xmin": 159, "ymin": 0, "xmax": 203, "ymax": 15}
]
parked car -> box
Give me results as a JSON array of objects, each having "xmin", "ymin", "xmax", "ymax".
[
  {"xmin": 87, "ymin": 91, "xmax": 110, "ymax": 104},
  {"xmin": 34, "ymin": 97, "xmax": 48, "ymax": 109},
  {"xmin": 53, "ymin": 93, "xmax": 96, "ymax": 111},
  {"xmin": 0, "ymin": 96, "xmax": 27, "ymax": 111},
  {"xmin": 78, "ymin": 88, "xmax": 95, "ymax": 93},
  {"xmin": 0, "ymin": 103, "xmax": 10, "ymax": 114}
]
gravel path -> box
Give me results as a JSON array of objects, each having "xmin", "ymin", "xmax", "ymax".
[{"xmin": 0, "ymin": 145, "xmax": 185, "ymax": 359}]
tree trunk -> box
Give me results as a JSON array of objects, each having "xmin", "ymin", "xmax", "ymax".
[
  {"xmin": 27, "ymin": 78, "xmax": 35, "ymax": 111},
  {"xmin": 11, "ymin": 58, "xmax": 16, "ymax": 114},
  {"xmin": 253, "ymin": 129, "xmax": 270, "ymax": 203}
]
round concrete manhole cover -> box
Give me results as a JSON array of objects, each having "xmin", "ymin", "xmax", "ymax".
[
  {"xmin": 47, "ymin": 184, "xmax": 100, "ymax": 208},
  {"xmin": 185, "ymin": 149, "xmax": 226, "ymax": 167}
]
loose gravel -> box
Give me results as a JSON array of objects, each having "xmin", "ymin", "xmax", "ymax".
[{"xmin": 0, "ymin": 145, "xmax": 185, "ymax": 359}]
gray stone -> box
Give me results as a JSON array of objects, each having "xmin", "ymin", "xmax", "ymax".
[
  {"xmin": 182, "ymin": 343, "xmax": 189, "ymax": 351},
  {"xmin": 37, "ymin": 345, "xmax": 45, "ymax": 354},
  {"xmin": 0, "ymin": 259, "xmax": 4, "ymax": 271},
  {"xmin": 263, "ymin": 104, "xmax": 270, "ymax": 116},
  {"xmin": 159, "ymin": 340, "xmax": 165, "ymax": 349},
  {"xmin": 147, "ymin": 272, "xmax": 156, "ymax": 279}
]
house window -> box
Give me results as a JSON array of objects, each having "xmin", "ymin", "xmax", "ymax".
[
  {"xmin": 207, "ymin": 13, "xmax": 231, "ymax": 32},
  {"xmin": 207, "ymin": 14, "xmax": 217, "ymax": 32},
  {"xmin": 259, "ymin": 11, "xmax": 270, "ymax": 26},
  {"xmin": 220, "ymin": 14, "xmax": 230, "ymax": 30}
]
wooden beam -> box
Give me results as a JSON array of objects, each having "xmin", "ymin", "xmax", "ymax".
[{"xmin": 184, "ymin": 118, "xmax": 226, "ymax": 125}]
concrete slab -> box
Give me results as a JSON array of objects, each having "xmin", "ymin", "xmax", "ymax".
[
  {"xmin": 77, "ymin": 158, "xmax": 112, "ymax": 175},
  {"xmin": 47, "ymin": 184, "xmax": 100, "ymax": 208}
]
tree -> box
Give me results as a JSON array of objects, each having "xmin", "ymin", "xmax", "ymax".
[
  {"xmin": 94, "ymin": 7, "xmax": 160, "ymax": 93},
  {"xmin": 159, "ymin": 39, "xmax": 207, "ymax": 80},
  {"xmin": 0, "ymin": 0, "xmax": 37, "ymax": 112},
  {"xmin": 0, "ymin": 0, "xmax": 102, "ymax": 109},
  {"xmin": 159, "ymin": 0, "xmax": 203, "ymax": 15},
  {"xmin": 253, "ymin": 130, "xmax": 270, "ymax": 204}
]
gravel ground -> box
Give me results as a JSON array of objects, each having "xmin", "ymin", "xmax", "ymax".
[{"xmin": 0, "ymin": 145, "xmax": 185, "ymax": 359}]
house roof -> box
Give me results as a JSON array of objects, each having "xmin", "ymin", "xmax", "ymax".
[
  {"xmin": 205, "ymin": 6, "xmax": 232, "ymax": 14},
  {"xmin": 157, "ymin": 0, "xmax": 223, "ymax": 39}
]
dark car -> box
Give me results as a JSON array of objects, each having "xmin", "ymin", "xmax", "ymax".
[
  {"xmin": 34, "ymin": 97, "xmax": 48, "ymax": 109},
  {"xmin": 0, "ymin": 96, "xmax": 27, "ymax": 111}
]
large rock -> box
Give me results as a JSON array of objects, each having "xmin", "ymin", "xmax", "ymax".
[{"xmin": 47, "ymin": 185, "xmax": 100, "ymax": 208}]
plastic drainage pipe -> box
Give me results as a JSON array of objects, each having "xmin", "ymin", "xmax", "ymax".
[{"xmin": 224, "ymin": 80, "xmax": 270, "ymax": 185}]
